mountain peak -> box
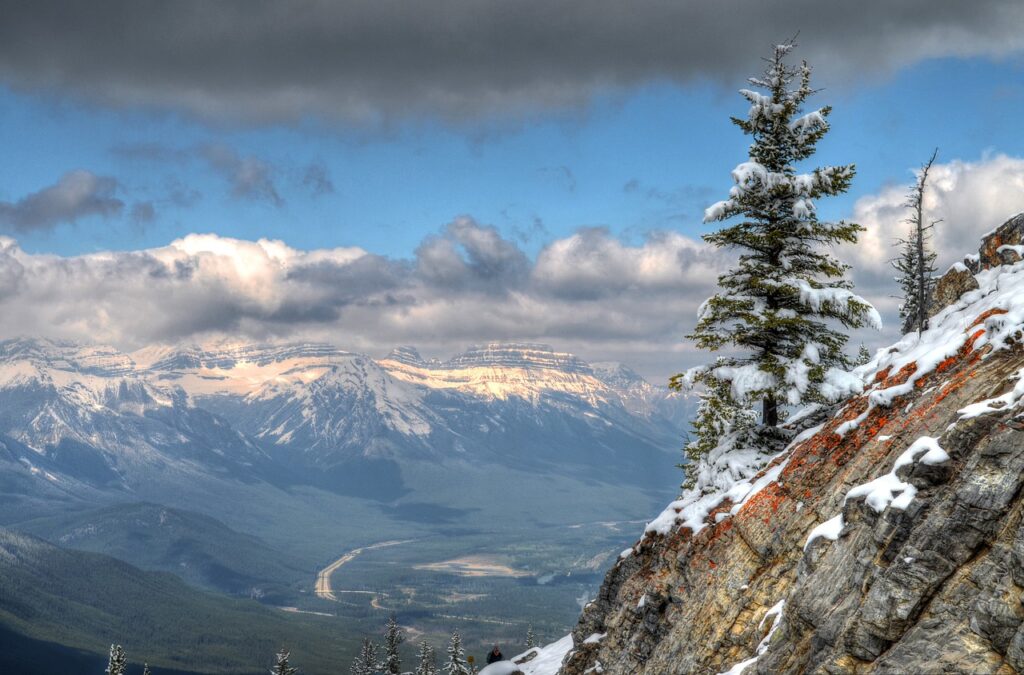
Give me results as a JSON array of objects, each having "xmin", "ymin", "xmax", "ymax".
[
  {"xmin": 444, "ymin": 342, "xmax": 593, "ymax": 374},
  {"xmin": 385, "ymin": 346, "xmax": 428, "ymax": 367},
  {"xmin": 0, "ymin": 337, "xmax": 136, "ymax": 377}
]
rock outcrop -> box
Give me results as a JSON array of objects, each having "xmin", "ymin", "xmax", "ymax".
[
  {"xmin": 562, "ymin": 218, "xmax": 1024, "ymax": 674},
  {"xmin": 979, "ymin": 213, "xmax": 1024, "ymax": 269},
  {"xmin": 929, "ymin": 263, "xmax": 979, "ymax": 318}
]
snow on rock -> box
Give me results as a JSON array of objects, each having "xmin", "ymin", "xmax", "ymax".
[
  {"xmin": 804, "ymin": 436, "xmax": 949, "ymax": 551},
  {"xmin": 480, "ymin": 635, "xmax": 575, "ymax": 675},
  {"xmin": 803, "ymin": 515, "xmax": 843, "ymax": 552},
  {"xmin": 643, "ymin": 422, "xmax": 824, "ymax": 540},
  {"xmin": 832, "ymin": 255, "xmax": 1024, "ymax": 437},
  {"xmin": 958, "ymin": 366, "xmax": 1024, "ymax": 419}
]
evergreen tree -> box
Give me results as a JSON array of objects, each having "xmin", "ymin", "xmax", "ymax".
[
  {"xmin": 271, "ymin": 649, "xmax": 298, "ymax": 675},
  {"xmin": 382, "ymin": 614, "xmax": 405, "ymax": 674},
  {"xmin": 414, "ymin": 641, "xmax": 437, "ymax": 675},
  {"xmin": 525, "ymin": 624, "xmax": 536, "ymax": 649},
  {"xmin": 142, "ymin": 665, "xmax": 152, "ymax": 675},
  {"xmin": 684, "ymin": 40, "xmax": 879, "ymax": 428},
  {"xmin": 673, "ymin": 360, "xmax": 757, "ymax": 490},
  {"xmin": 351, "ymin": 638, "xmax": 380, "ymax": 675},
  {"xmin": 105, "ymin": 644, "xmax": 128, "ymax": 675},
  {"xmin": 443, "ymin": 630, "xmax": 470, "ymax": 675},
  {"xmin": 893, "ymin": 149, "xmax": 940, "ymax": 334}
]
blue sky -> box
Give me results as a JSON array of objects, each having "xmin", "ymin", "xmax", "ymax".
[{"xmin": 3, "ymin": 56, "xmax": 1022, "ymax": 259}]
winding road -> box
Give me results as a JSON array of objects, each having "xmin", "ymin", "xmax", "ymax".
[{"xmin": 314, "ymin": 539, "xmax": 414, "ymax": 601}]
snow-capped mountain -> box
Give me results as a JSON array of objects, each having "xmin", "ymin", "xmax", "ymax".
[
  {"xmin": 145, "ymin": 341, "xmax": 689, "ymax": 468},
  {"xmin": 0, "ymin": 338, "xmax": 693, "ymax": 498},
  {"xmin": 0, "ymin": 338, "xmax": 272, "ymax": 492}
]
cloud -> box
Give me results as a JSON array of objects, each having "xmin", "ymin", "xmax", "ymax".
[
  {"xmin": 301, "ymin": 161, "xmax": 335, "ymax": 197},
  {"xmin": 129, "ymin": 201, "xmax": 156, "ymax": 226},
  {"xmin": 0, "ymin": 217, "xmax": 724, "ymax": 378},
  {"xmin": 541, "ymin": 166, "xmax": 576, "ymax": 193},
  {"xmin": 1, "ymin": 1, "xmax": 1022, "ymax": 126},
  {"xmin": 199, "ymin": 144, "xmax": 283, "ymax": 207},
  {"xmin": 845, "ymin": 153, "xmax": 1024, "ymax": 290},
  {"xmin": 117, "ymin": 142, "xmax": 331, "ymax": 206},
  {"xmin": 0, "ymin": 170, "xmax": 124, "ymax": 232}
]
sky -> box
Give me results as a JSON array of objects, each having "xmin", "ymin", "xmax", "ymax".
[{"xmin": 2, "ymin": 0, "xmax": 1024, "ymax": 381}]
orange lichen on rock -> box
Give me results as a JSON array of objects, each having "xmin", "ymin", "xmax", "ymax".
[
  {"xmin": 739, "ymin": 482, "xmax": 789, "ymax": 525},
  {"xmin": 969, "ymin": 307, "xmax": 1008, "ymax": 330},
  {"xmin": 881, "ymin": 362, "xmax": 918, "ymax": 389}
]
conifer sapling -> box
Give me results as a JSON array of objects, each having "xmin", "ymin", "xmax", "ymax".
[
  {"xmin": 351, "ymin": 638, "xmax": 379, "ymax": 675},
  {"xmin": 106, "ymin": 644, "xmax": 128, "ymax": 675},
  {"xmin": 271, "ymin": 649, "xmax": 298, "ymax": 675},
  {"xmin": 443, "ymin": 630, "xmax": 470, "ymax": 675},
  {"xmin": 383, "ymin": 614, "xmax": 405, "ymax": 675},
  {"xmin": 415, "ymin": 640, "xmax": 438, "ymax": 675}
]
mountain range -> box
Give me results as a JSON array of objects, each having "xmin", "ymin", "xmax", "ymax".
[{"xmin": 0, "ymin": 339, "xmax": 690, "ymax": 504}]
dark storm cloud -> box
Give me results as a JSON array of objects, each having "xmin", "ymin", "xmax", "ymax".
[
  {"xmin": 0, "ymin": 170, "xmax": 124, "ymax": 232},
  {"xmin": 0, "ymin": 1, "xmax": 1021, "ymax": 126}
]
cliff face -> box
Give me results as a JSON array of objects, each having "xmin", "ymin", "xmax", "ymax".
[{"xmin": 563, "ymin": 214, "xmax": 1024, "ymax": 675}]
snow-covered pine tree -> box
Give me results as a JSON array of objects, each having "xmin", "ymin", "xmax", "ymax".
[
  {"xmin": 106, "ymin": 644, "xmax": 128, "ymax": 675},
  {"xmin": 142, "ymin": 665, "xmax": 152, "ymax": 675},
  {"xmin": 443, "ymin": 630, "xmax": 470, "ymax": 675},
  {"xmin": 351, "ymin": 638, "xmax": 379, "ymax": 675},
  {"xmin": 525, "ymin": 624, "xmax": 536, "ymax": 649},
  {"xmin": 673, "ymin": 359, "xmax": 757, "ymax": 490},
  {"xmin": 892, "ymin": 149, "xmax": 940, "ymax": 334},
  {"xmin": 271, "ymin": 649, "xmax": 298, "ymax": 675},
  {"xmin": 382, "ymin": 614, "xmax": 405, "ymax": 674},
  {"xmin": 685, "ymin": 40, "xmax": 879, "ymax": 429},
  {"xmin": 414, "ymin": 640, "xmax": 437, "ymax": 675}
]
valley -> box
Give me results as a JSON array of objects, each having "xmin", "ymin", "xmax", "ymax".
[{"xmin": 315, "ymin": 539, "xmax": 415, "ymax": 601}]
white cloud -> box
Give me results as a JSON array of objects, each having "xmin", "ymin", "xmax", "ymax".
[{"xmin": 848, "ymin": 153, "xmax": 1024, "ymax": 280}]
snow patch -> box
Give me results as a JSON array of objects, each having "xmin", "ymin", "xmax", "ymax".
[
  {"xmin": 482, "ymin": 635, "xmax": 574, "ymax": 675},
  {"xmin": 804, "ymin": 437, "xmax": 949, "ymax": 551}
]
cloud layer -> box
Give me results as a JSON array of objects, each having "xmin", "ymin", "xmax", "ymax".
[
  {"xmin": 1, "ymin": 1, "xmax": 1022, "ymax": 125},
  {"xmin": 0, "ymin": 217, "xmax": 729, "ymax": 376},
  {"xmin": 0, "ymin": 155, "xmax": 1021, "ymax": 378}
]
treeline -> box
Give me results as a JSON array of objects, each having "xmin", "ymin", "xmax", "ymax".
[{"xmin": 103, "ymin": 616, "xmax": 540, "ymax": 675}]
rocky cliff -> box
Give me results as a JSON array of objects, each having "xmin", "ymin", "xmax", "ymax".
[{"xmin": 562, "ymin": 214, "xmax": 1024, "ymax": 674}]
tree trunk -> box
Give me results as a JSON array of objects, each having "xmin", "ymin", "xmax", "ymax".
[{"xmin": 762, "ymin": 394, "xmax": 778, "ymax": 428}]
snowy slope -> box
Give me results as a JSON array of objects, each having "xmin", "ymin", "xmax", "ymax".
[{"xmin": 563, "ymin": 216, "xmax": 1024, "ymax": 675}]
